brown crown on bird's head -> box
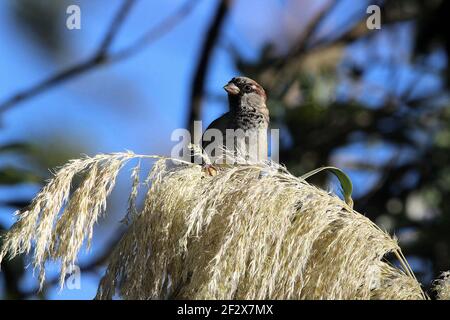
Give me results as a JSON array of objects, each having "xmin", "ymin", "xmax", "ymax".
[{"xmin": 223, "ymin": 77, "xmax": 267, "ymax": 100}]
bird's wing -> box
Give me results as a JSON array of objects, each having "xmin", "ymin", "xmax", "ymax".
[
  {"xmin": 204, "ymin": 112, "xmax": 231, "ymax": 132},
  {"xmin": 202, "ymin": 113, "xmax": 230, "ymax": 150}
]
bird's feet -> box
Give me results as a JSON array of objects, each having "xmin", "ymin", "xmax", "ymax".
[{"xmin": 202, "ymin": 163, "xmax": 218, "ymax": 177}]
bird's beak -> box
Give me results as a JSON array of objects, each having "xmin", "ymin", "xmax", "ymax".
[{"xmin": 223, "ymin": 82, "xmax": 240, "ymax": 95}]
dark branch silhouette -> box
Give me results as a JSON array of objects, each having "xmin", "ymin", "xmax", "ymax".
[
  {"xmin": 97, "ymin": 0, "xmax": 136, "ymax": 55},
  {"xmin": 0, "ymin": 0, "xmax": 200, "ymax": 114},
  {"xmin": 187, "ymin": 0, "xmax": 232, "ymax": 134}
]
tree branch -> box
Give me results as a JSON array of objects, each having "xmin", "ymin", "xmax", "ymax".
[
  {"xmin": 265, "ymin": 0, "xmax": 341, "ymax": 92},
  {"xmin": 97, "ymin": 0, "xmax": 136, "ymax": 55},
  {"xmin": 111, "ymin": 0, "xmax": 198, "ymax": 63},
  {"xmin": 187, "ymin": 0, "xmax": 233, "ymax": 134},
  {"xmin": 0, "ymin": 0, "xmax": 200, "ymax": 114},
  {"xmin": 285, "ymin": 0, "xmax": 341, "ymax": 63}
]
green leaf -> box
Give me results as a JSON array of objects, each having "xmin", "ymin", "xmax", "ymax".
[{"xmin": 301, "ymin": 166, "xmax": 354, "ymax": 208}]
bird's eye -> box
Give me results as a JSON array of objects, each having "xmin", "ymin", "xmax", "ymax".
[{"xmin": 243, "ymin": 84, "xmax": 253, "ymax": 93}]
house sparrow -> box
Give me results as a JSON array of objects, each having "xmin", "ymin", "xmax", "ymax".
[{"xmin": 202, "ymin": 77, "xmax": 269, "ymax": 171}]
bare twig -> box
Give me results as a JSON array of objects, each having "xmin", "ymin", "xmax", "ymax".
[
  {"xmin": 97, "ymin": 0, "xmax": 136, "ymax": 55},
  {"xmin": 266, "ymin": 0, "xmax": 341, "ymax": 91},
  {"xmin": 0, "ymin": 58, "xmax": 106, "ymax": 114},
  {"xmin": 112, "ymin": 0, "xmax": 199, "ymax": 63},
  {"xmin": 265, "ymin": 1, "xmax": 419, "ymax": 93},
  {"xmin": 187, "ymin": 0, "xmax": 233, "ymax": 134},
  {"xmin": 286, "ymin": 0, "xmax": 341, "ymax": 61},
  {"xmin": 0, "ymin": 0, "xmax": 200, "ymax": 114}
]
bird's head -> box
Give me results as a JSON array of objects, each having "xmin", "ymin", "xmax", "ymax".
[{"xmin": 223, "ymin": 77, "xmax": 267, "ymax": 111}]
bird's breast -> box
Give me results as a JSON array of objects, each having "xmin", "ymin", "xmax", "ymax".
[{"xmin": 233, "ymin": 111, "xmax": 269, "ymax": 130}]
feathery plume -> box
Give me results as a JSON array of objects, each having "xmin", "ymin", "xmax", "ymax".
[{"xmin": 0, "ymin": 150, "xmax": 436, "ymax": 299}]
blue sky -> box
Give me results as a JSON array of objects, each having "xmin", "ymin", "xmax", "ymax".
[{"xmin": 0, "ymin": 0, "xmax": 444, "ymax": 299}]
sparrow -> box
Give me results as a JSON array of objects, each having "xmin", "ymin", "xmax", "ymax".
[{"xmin": 202, "ymin": 77, "xmax": 270, "ymax": 171}]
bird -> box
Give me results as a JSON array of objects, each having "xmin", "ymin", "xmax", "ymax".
[{"xmin": 202, "ymin": 76, "xmax": 270, "ymax": 172}]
